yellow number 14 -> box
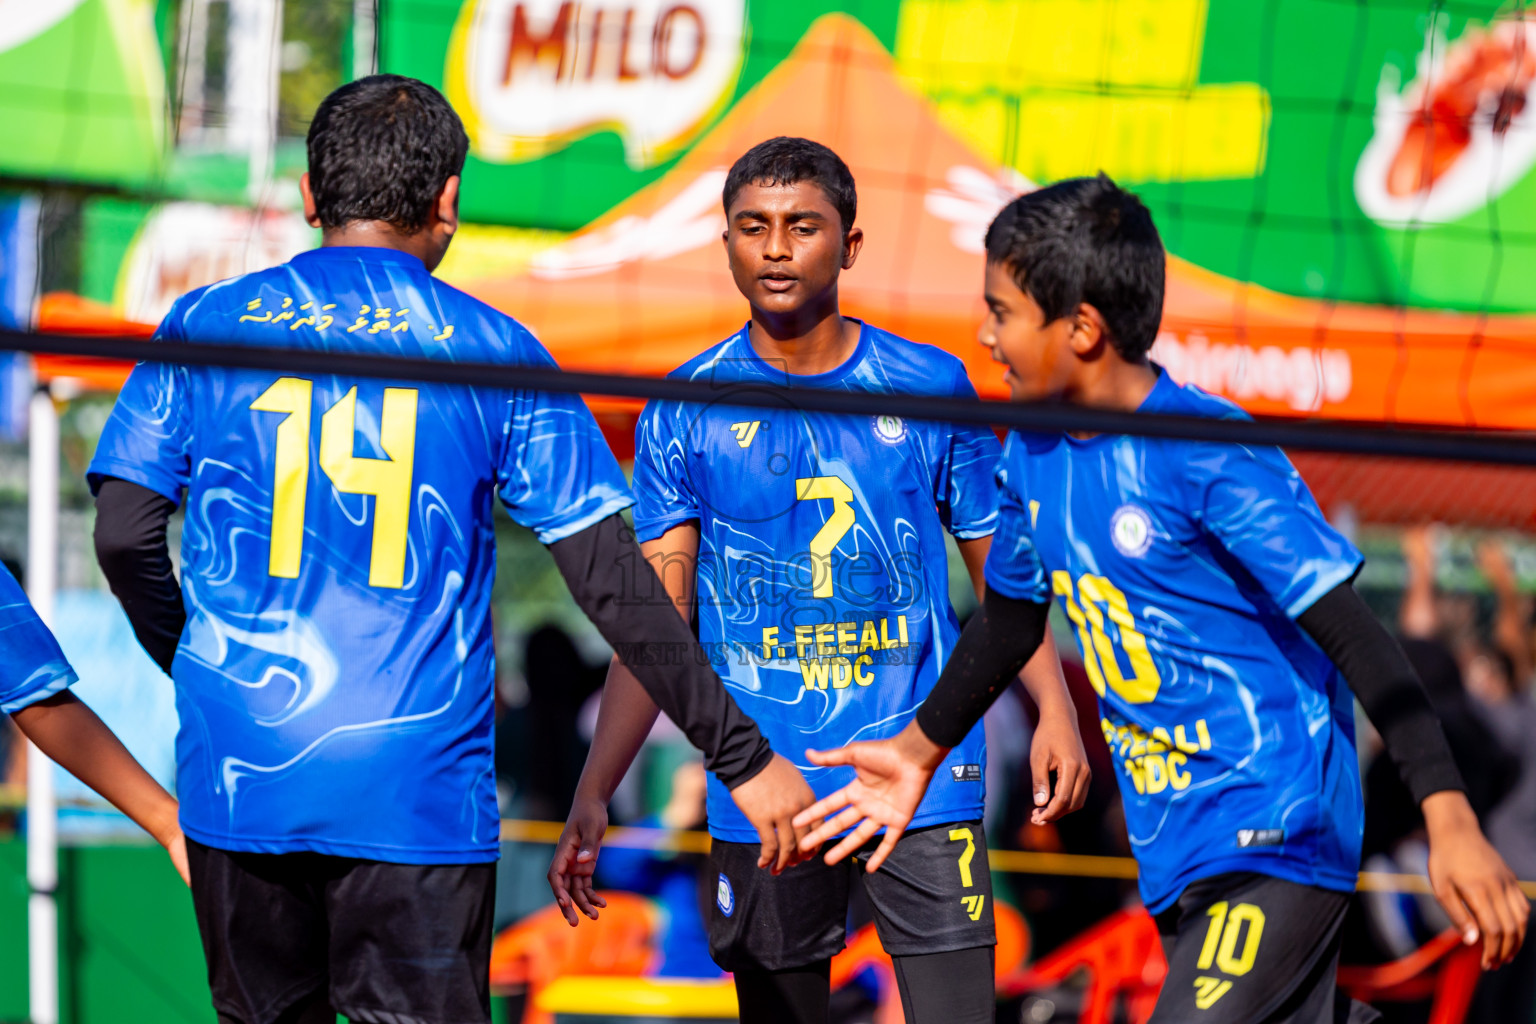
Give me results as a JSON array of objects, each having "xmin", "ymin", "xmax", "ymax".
[{"xmin": 251, "ymin": 377, "xmax": 419, "ymax": 589}]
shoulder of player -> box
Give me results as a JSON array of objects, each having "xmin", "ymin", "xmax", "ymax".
[
  {"xmin": 857, "ymin": 324, "xmax": 972, "ymax": 395},
  {"xmin": 636, "ymin": 333, "xmax": 748, "ymax": 425},
  {"xmin": 410, "ymin": 276, "xmax": 551, "ymax": 360}
]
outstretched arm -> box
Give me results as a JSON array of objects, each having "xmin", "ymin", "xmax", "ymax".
[
  {"xmin": 957, "ymin": 538, "xmax": 1088, "ymax": 824},
  {"xmin": 795, "ymin": 586, "xmax": 1052, "ymax": 871},
  {"xmin": 1299, "ymin": 582, "xmax": 1528, "ymax": 970},
  {"xmin": 12, "ymin": 692, "xmax": 187, "ymax": 884},
  {"xmin": 549, "ymin": 526, "xmax": 689, "ymax": 925},
  {"xmin": 546, "ymin": 515, "xmax": 815, "ymax": 883}
]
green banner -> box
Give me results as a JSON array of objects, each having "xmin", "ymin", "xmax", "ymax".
[{"xmin": 383, "ymin": 0, "xmax": 1536, "ymax": 313}]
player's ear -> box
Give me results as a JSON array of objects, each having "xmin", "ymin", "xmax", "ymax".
[
  {"xmin": 1068, "ymin": 302, "xmax": 1107, "ymax": 357},
  {"xmin": 300, "ymin": 173, "xmax": 322, "ymax": 229},
  {"xmin": 842, "ymin": 225, "xmax": 864, "ymax": 270},
  {"xmin": 435, "ymin": 175, "xmax": 461, "ymax": 238}
]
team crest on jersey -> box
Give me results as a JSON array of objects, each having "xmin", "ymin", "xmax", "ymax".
[
  {"xmin": 1110, "ymin": 504, "xmax": 1153, "ymax": 558},
  {"xmin": 716, "ymin": 873, "xmax": 735, "ymax": 916},
  {"xmin": 872, "ymin": 415, "xmax": 907, "ymax": 445}
]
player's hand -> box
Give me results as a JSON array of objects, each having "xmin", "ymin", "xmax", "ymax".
[
  {"xmin": 163, "ymin": 827, "xmax": 190, "ymax": 887},
  {"xmin": 793, "ymin": 722, "xmax": 948, "ymax": 874},
  {"xmin": 1029, "ymin": 703, "xmax": 1091, "ymax": 825},
  {"xmin": 548, "ymin": 796, "xmax": 609, "ymax": 926},
  {"xmin": 1423, "ymin": 791, "xmax": 1529, "ymax": 969},
  {"xmin": 729, "ymin": 753, "xmax": 818, "ymax": 875}
]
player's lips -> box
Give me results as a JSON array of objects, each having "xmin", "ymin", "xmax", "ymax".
[{"xmin": 758, "ymin": 271, "xmax": 798, "ymax": 292}]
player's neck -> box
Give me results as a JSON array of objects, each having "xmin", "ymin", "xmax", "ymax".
[
  {"xmin": 1063, "ymin": 356, "xmax": 1159, "ymax": 438},
  {"xmin": 746, "ymin": 300, "xmax": 860, "ymax": 377},
  {"xmin": 320, "ymin": 223, "xmax": 441, "ymax": 271}
]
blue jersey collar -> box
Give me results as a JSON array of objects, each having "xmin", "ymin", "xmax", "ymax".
[
  {"xmin": 734, "ymin": 318, "xmax": 874, "ymax": 386},
  {"xmin": 289, "ymin": 246, "xmax": 427, "ymax": 270}
]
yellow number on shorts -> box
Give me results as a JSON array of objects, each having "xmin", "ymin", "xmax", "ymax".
[
  {"xmin": 1051, "ymin": 570, "xmax": 1162, "ymax": 703},
  {"xmin": 1196, "ymin": 901, "xmax": 1266, "ymax": 977},
  {"xmin": 948, "ymin": 827, "xmax": 976, "ymax": 888},
  {"xmin": 796, "ymin": 476, "xmax": 855, "ymax": 598},
  {"xmin": 252, "ymin": 380, "xmax": 419, "ymax": 588}
]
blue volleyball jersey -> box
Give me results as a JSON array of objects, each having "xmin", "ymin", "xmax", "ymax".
[
  {"xmin": 88, "ymin": 247, "xmax": 633, "ymax": 863},
  {"xmin": 633, "ymin": 322, "xmax": 1000, "ymax": 842},
  {"xmin": 0, "ymin": 564, "xmax": 78, "ymax": 715},
  {"xmin": 984, "ymin": 371, "xmax": 1365, "ymax": 911}
]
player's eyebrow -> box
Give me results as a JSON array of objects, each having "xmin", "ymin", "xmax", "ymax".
[{"xmin": 732, "ymin": 208, "xmax": 828, "ymax": 223}]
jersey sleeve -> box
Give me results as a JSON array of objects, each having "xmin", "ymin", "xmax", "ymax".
[
  {"xmin": 0, "ymin": 565, "xmax": 77, "ymax": 714},
  {"xmin": 86, "ymin": 304, "xmax": 195, "ymax": 503},
  {"xmin": 982, "ymin": 433, "xmax": 1050, "ymax": 603},
  {"xmin": 936, "ymin": 370, "xmax": 1002, "ymax": 540},
  {"xmin": 1191, "ymin": 442, "xmax": 1363, "ymax": 619},
  {"xmin": 495, "ymin": 337, "xmax": 634, "ymax": 544},
  {"xmin": 630, "ymin": 399, "xmax": 699, "ymax": 543}
]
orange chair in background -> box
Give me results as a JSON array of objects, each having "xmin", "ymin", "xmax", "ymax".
[
  {"xmin": 998, "ymin": 908, "xmax": 1166, "ymax": 1024},
  {"xmin": 489, "ymin": 892, "xmax": 658, "ymax": 1024},
  {"xmin": 1338, "ymin": 930, "xmax": 1482, "ymax": 1024}
]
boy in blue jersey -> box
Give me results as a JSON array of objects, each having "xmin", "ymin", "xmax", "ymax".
[
  {"xmin": 88, "ymin": 77, "xmax": 812, "ymax": 1024},
  {"xmin": 0, "ymin": 563, "xmax": 189, "ymax": 881},
  {"xmin": 546, "ymin": 138, "xmax": 1089, "ymax": 1024},
  {"xmin": 796, "ymin": 175, "xmax": 1529, "ymax": 1022}
]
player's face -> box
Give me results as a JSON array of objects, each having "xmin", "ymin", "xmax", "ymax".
[
  {"xmin": 724, "ymin": 181, "xmax": 861, "ymax": 318},
  {"xmin": 980, "ymin": 260, "xmax": 1079, "ymax": 401}
]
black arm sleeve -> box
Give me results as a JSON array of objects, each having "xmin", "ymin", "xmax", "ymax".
[
  {"xmin": 546, "ymin": 513, "xmax": 774, "ymax": 789},
  {"xmin": 1297, "ymin": 582, "xmax": 1466, "ymax": 804},
  {"xmin": 93, "ymin": 477, "xmax": 186, "ymax": 676},
  {"xmin": 916, "ymin": 587, "xmax": 1052, "ymax": 748}
]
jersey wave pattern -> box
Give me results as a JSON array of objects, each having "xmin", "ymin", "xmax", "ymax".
[
  {"xmin": 0, "ymin": 562, "xmax": 78, "ymax": 714},
  {"xmin": 984, "ymin": 371, "xmax": 1365, "ymax": 912},
  {"xmin": 88, "ymin": 247, "xmax": 633, "ymax": 863},
  {"xmin": 633, "ymin": 322, "xmax": 1000, "ymax": 841}
]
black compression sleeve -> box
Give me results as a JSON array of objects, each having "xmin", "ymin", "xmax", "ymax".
[
  {"xmin": 93, "ymin": 477, "xmax": 186, "ymax": 676},
  {"xmin": 1297, "ymin": 582, "xmax": 1466, "ymax": 804},
  {"xmin": 915, "ymin": 587, "xmax": 1051, "ymax": 749},
  {"xmin": 546, "ymin": 513, "xmax": 774, "ymax": 789}
]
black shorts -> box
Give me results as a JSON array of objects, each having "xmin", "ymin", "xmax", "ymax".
[
  {"xmin": 1150, "ymin": 873, "xmax": 1381, "ymax": 1024},
  {"xmin": 707, "ymin": 820, "xmax": 996, "ymax": 972},
  {"xmin": 186, "ymin": 838, "xmax": 495, "ymax": 1024}
]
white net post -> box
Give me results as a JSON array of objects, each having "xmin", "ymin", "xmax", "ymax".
[{"xmin": 26, "ymin": 384, "xmax": 59, "ymax": 1024}]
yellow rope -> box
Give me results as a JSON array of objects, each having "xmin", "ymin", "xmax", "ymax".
[{"xmin": 502, "ymin": 818, "xmax": 1536, "ymax": 898}]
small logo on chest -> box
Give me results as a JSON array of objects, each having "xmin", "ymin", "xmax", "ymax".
[
  {"xmin": 729, "ymin": 421, "xmax": 762, "ymax": 449},
  {"xmin": 872, "ymin": 415, "xmax": 907, "ymax": 445},
  {"xmin": 1110, "ymin": 504, "xmax": 1153, "ymax": 558}
]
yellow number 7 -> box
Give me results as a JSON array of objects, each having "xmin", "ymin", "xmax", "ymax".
[
  {"xmin": 252, "ymin": 378, "xmax": 419, "ymax": 589},
  {"xmin": 796, "ymin": 476, "xmax": 855, "ymax": 598}
]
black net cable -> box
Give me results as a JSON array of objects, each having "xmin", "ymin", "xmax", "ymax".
[{"xmin": 10, "ymin": 327, "xmax": 1536, "ymax": 467}]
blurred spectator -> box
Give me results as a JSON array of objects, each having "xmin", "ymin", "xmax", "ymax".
[
  {"xmin": 496, "ymin": 624, "xmax": 606, "ymax": 821},
  {"xmin": 598, "ymin": 760, "xmax": 717, "ymax": 978},
  {"xmin": 1463, "ymin": 543, "xmax": 1536, "ymax": 1024}
]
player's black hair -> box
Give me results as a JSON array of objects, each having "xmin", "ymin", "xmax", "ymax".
[
  {"xmin": 984, "ymin": 174, "xmax": 1165, "ymax": 360},
  {"xmin": 722, "ymin": 137, "xmax": 857, "ymax": 231},
  {"xmin": 306, "ymin": 74, "xmax": 469, "ymax": 233}
]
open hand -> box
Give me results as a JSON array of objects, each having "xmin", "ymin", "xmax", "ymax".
[
  {"xmin": 547, "ymin": 797, "xmax": 609, "ymax": 926},
  {"xmin": 792, "ymin": 722, "xmax": 948, "ymax": 873},
  {"xmin": 729, "ymin": 753, "xmax": 818, "ymax": 874}
]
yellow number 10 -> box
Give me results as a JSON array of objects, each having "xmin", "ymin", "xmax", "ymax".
[
  {"xmin": 1052, "ymin": 571, "xmax": 1162, "ymax": 703},
  {"xmin": 251, "ymin": 377, "xmax": 419, "ymax": 589}
]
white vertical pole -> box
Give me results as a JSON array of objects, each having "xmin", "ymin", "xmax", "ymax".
[
  {"xmin": 26, "ymin": 384, "xmax": 59, "ymax": 1024},
  {"xmin": 353, "ymin": 0, "xmax": 378, "ymax": 80},
  {"xmin": 226, "ymin": 0, "xmax": 283, "ymax": 202}
]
